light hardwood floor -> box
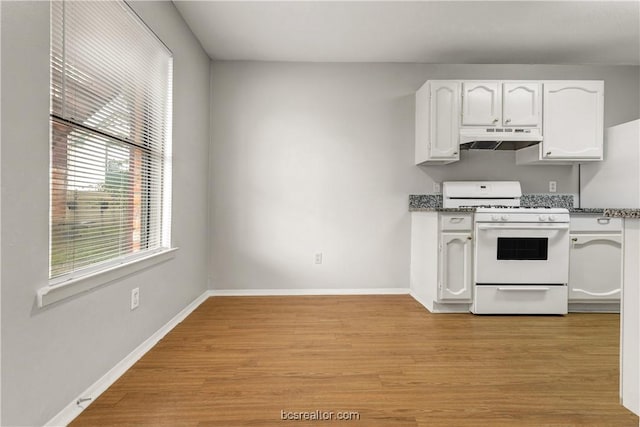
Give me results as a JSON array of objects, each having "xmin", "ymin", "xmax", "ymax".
[{"xmin": 71, "ymin": 295, "xmax": 639, "ymax": 426}]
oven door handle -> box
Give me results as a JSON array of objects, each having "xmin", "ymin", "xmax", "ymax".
[
  {"xmin": 477, "ymin": 224, "xmax": 570, "ymax": 231},
  {"xmin": 497, "ymin": 287, "xmax": 551, "ymax": 292}
]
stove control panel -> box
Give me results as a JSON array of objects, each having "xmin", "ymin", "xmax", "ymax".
[{"xmin": 475, "ymin": 209, "xmax": 570, "ymax": 224}]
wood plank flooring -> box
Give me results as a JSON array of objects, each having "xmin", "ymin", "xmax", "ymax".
[{"xmin": 71, "ymin": 295, "xmax": 639, "ymax": 426}]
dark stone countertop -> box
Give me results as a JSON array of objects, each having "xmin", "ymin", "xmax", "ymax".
[
  {"xmin": 603, "ymin": 209, "xmax": 640, "ymax": 218},
  {"xmin": 408, "ymin": 194, "xmax": 640, "ymax": 218},
  {"xmin": 409, "ymin": 207, "xmax": 476, "ymax": 213}
]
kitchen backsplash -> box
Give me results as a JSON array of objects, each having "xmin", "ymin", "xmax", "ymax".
[
  {"xmin": 408, "ymin": 194, "xmax": 574, "ymax": 209},
  {"xmin": 409, "ymin": 194, "xmax": 442, "ymax": 209},
  {"xmin": 520, "ymin": 194, "xmax": 574, "ymax": 209}
]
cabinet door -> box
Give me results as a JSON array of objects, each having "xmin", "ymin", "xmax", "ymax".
[
  {"xmin": 462, "ymin": 81, "xmax": 500, "ymax": 126},
  {"xmin": 439, "ymin": 232, "xmax": 472, "ymax": 301},
  {"xmin": 429, "ymin": 81, "xmax": 460, "ymax": 160},
  {"xmin": 502, "ymin": 82, "xmax": 540, "ymax": 127},
  {"xmin": 542, "ymin": 82, "xmax": 604, "ymax": 159},
  {"xmin": 569, "ymin": 234, "xmax": 622, "ymax": 301}
]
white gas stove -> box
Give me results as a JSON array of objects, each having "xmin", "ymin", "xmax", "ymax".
[{"xmin": 443, "ymin": 181, "xmax": 570, "ymax": 315}]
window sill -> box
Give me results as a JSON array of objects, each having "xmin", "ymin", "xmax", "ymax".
[{"xmin": 37, "ymin": 247, "xmax": 178, "ymax": 308}]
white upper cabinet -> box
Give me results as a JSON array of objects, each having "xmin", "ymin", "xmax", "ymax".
[
  {"xmin": 542, "ymin": 81, "xmax": 604, "ymax": 160},
  {"xmin": 502, "ymin": 82, "xmax": 541, "ymax": 127},
  {"xmin": 461, "ymin": 81, "xmax": 540, "ymax": 127},
  {"xmin": 415, "ymin": 80, "xmax": 460, "ymax": 164},
  {"xmin": 462, "ymin": 81, "xmax": 501, "ymax": 126},
  {"xmin": 415, "ymin": 79, "xmax": 604, "ymax": 166},
  {"xmin": 430, "ymin": 82, "xmax": 460, "ymax": 159}
]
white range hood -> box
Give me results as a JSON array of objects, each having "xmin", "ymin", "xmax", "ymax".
[{"xmin": 459, "ymin": 127, "xmax": 543, "ymax": 150}]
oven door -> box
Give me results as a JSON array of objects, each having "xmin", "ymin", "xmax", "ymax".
[{"xmin": 474, "ymin": 222, "xmax": 570, "ymax": 284}]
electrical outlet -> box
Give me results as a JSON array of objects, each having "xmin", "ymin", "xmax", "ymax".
[
  {"xmin": 131, "ymin": 288, "xmax": 139, "ymax": 310},
  {"xmin": 549, "ymin": 181, "xmax": 557, "ymax": 193},
  {"xmin": 314, "ymin": 252, "xmax": 323, "ymax": 265},
  {"xmin": 433, "ymin": 182, "xmax": 441, "ymax": 193}
]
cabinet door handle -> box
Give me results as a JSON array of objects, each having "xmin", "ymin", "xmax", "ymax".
[
  {"xmin": 453, "ymin": 151, "xmax": 458, "ymax": 155},
  {"xmin": 546, "ymin": 151, "xmax": 552, "ymax": 156},
  {"xmin": 467, "ymin": 236, "xmax": 472, "ymax": 240},
  {"xmin": 571, "ymin": 237, "xmax": 578, "ymax": 242},
  {"xmin": 505, "ymin": 118, "xmax": 511, "ymax": 123},
  {"xmin": 449, "ymin": 218, "xmax": 464, "ymax": 223},
  {"xmin": 597, "ymin": 218, "xmax": 611, "ymax": 224},
  {"xmin": 492, "ymin": 118, "xmax": 499, "ymax": 123}
]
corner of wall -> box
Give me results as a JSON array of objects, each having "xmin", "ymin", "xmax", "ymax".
[
  {"xmin": 0, "ymin": 2, "xmax": 4, "ymax": 423},
  {"xmin": 206, "ymin": 59, "xmax": 214, "ymax": 291}
]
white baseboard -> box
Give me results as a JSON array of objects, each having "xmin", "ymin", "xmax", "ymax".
[
  {"xmin": 409, "ymin": 291, "xmax": 471, "ymax": 313},
  {"xmin": 432, "ymin": 301, "xmax": 472, "ymax": 313},
  {"xmin": 209, "ymin": 288, "xmax": 410, "ymax": 296},
  {"xmin": 569, "ymin": 302, "xmax": 621, "ymax": 313},
  {"xmin": 44, "ymin": 290, "xmax": 210, "ymax": 427},
  {"xmin": 409, "ymin": 291, "xmax": 434, "ymax": 312}
]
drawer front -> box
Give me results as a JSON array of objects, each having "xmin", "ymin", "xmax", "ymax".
[
  {"xmin": 472, "ymin": 285, "xmax": 568, "ymax": 314},
  {"xmin": 570, "ymin": 216, "xmax": 622, "ymax": 233},
  {"xmin": 439, "ymin": 213, "xmax": 473, "ymax": 231}
]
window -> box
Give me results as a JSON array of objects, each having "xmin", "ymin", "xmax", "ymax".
[{"xmin": 50, "ymin": 0, "xmax": 173, "ymax": 281}]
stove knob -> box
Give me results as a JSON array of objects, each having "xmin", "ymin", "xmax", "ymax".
[
  {"xmin": 501, "ymin": 215, "xmax": 509, "ymax": 221},
  {"xmin": 549, "ymin": 214, "xmax": 556, "ymax": 221},
  {"xmin": 491, "ymin": 215, "xmax": 500, "ymax": 221},
  {"xmin": 539, "ymin": 214, "xmax": 548, "ymax": 221}
]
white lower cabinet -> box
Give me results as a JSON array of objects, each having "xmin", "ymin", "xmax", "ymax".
[
  {"xmin": 409, "ymin": 211, "xmax": 473, "ymax": 312},
  {"xmin": 412, "ymin": 212, "xmax": 626, "ymax": 314},
  {"xmin": 438, "ymin": 213, "xmax": 473, "ymax": 302},
  {"xmin": 439, "ymin": 232, "xmax": 473, "ymax": 301},
  {"xmin": 569, "ymin": 216, "xmax": 622, "ymax": 306}
]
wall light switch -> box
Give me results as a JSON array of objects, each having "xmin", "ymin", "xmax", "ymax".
[
  {"xmin": 433, "ymin": 182, "xmax": 441, "ymax": 193},
  {"xmin": 314, "ymin": 252, "xmax": 323, "ymax": 265},
  {"xmin": 549, "ymin": 181, "xmax": 557, "ymax": 193}
]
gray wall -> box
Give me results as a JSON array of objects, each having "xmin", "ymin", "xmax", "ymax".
[
  {"xmin": 0, "ymin": 1, "xmax": 210, "ymax": 425},
  {"xmin": 209, "ymin": 62, "xmax": 639, "ymax": 292}
]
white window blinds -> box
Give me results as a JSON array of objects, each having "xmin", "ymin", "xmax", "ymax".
[{"xmin": 50, "ymin": 0, "xmax": 173, "ymax": 280}]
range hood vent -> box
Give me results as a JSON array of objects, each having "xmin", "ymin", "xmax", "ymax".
[
  {"xmin": 459, "ymin": 127, "xmax": 543, "ymax": 150},
  {"xmin": 461, "ymin": 140, "xmax": 541, "ymax": 151}
]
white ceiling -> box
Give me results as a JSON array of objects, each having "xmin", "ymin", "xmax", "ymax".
[{"xmin": 173, "ymin": 1, "xmax": 640, "ymax": 65}]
